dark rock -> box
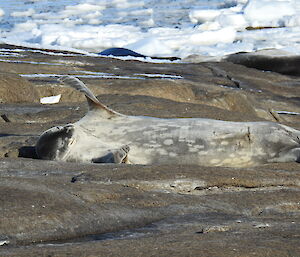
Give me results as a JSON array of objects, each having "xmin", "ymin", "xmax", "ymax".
[
  {"xmin": 4, "ymin": 150, "xmax": 19, "ymax": 158},
  {"xmin": 224, "ymin": 50, "xmax": 300, "ymax": 76},
  {"xmin": 1, "ymin": 114, "xmax": 10, "ymax": 122},
  {"xmin": 0, "ymin": 43, "xmax": 299, "ymax": 256},
  {"xmin": 0, "ymin": 160, "xmax": 299, "ymax": 256}
]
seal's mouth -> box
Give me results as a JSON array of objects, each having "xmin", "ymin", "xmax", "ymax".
[{"xmin": 61, "ymin": 136, "xmax": 76, "ymax": 161}]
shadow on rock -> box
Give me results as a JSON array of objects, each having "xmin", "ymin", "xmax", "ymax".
[{"xmin": 18, "ymin": 146, "xmax": 38, "ymax": 159}]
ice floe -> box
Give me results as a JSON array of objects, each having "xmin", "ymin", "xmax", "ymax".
[{"xmin": 0, "ymin": 0, "xmax": 300, "ymax": 59}]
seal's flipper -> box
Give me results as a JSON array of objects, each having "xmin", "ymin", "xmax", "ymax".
[
  {"xmin": 92, "ymin": 145, "xmax": 130, "ymax": 164},
  {"xmin": 113, "ymin": 145, "xmax": 130, "ymax": 163},
  {"xmin": 59, "ymin": 76, "xmax": 120, "ymax": 117}
]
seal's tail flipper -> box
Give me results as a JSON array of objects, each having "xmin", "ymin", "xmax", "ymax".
[{"xmin": 59, "ymin": 75, "xmax": 120, "ymax": 117}]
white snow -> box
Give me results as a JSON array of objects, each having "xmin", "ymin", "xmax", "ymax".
[
  {"xmin": 61, "ymin": 3, "xmax": 105, "ymax": 17},
  {"xmin": 20, "ymin": 72, "xmax": 183, "ymax": 80},
  {"xmin": 0, "ymin": 0, "xmax": 300, "ymax": 60},
  {"xmin": 243, "ymin": 0, "xmax": 297, "ymax": 27},
  {"xmin": 125, "ymin": 37, "xmax": 173, "ymax": 56},
  {"xmin": 11, "ymin": 8, "xmax": 35, "ymax": 17},
  {"xmin": 189, "ymin": 9, "xmax": 221, "ymax": 24},
  {"xmin": 190, "ymin": 27, "xmax": 236, "ymax": 45},
  {"xmin": 276, "ymin": 111, "xmax": 300, "ymax": 115}
]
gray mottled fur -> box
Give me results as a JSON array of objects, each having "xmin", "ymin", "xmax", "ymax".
[{"xmin": 35, "ymin": 76, "xmax": 300, "ymax": 167}]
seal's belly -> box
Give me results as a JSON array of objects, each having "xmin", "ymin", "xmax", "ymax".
[
  {"xmin": 83, "ymin": 118, "xmax": 296, "ymax": 167},
  {"xmin": 128, "ymin": 133, "xmax": 263, "ymax": 167},
  {"xmin": 106, "ymin": 119, "xmax": 275, "ymax": 167},
  {"xmin": 130, "ymin": 148, "xmax": 258, "ymax": 167}
]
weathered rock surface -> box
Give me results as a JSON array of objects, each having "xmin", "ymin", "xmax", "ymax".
[
  {"xmin": 0, "ymin": 44, "xmax": 299, "ymax": 256},
  {"xmin": 1, "ymin": 160, "xmax": 300, "ymax": 256},
  {"xmin": 0, "ymin": 72, "xmax": 39, "ymax": 103},
  {"xmin": 225, "ymin": 49, "xmax": 300, "ymax": 76}
]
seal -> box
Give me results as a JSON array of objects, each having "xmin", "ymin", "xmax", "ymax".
[
  {"xmin": 35, "ymin": 76, "xmax": 300, "ymax": 167},
  {"xmin": 99, "ymin": 47, "xmax": 181, "ymax": 61},
  {"xmin": 99, "ymin": 48, "xmax": 147, "ymax": 58}
]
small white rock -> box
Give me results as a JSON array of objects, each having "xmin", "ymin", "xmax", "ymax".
[{"xmin": 40, "ymin": 94, "xmax": 61, "ymax": 104}]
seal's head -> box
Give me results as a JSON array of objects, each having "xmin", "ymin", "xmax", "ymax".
[{"xmin": 36, "ymin": 124, "xmax": 75, "ymax": 160}]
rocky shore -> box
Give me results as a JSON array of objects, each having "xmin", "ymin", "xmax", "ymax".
[{"xmin": 0, "ymin": 44, "xmax": 299, "ymax": 256}]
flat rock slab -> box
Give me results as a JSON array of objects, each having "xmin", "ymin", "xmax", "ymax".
[
  {"xmin": 1, "ymin": 44, "xmax": 300, "ymax": 124},
  {"xmin": 225, "ymin": 49, "xmax": 300, "ymax": 76},
  {"xmin": 0, "ymin": 159, "xmax": 299, "ymax": 256},
  {"xmin": 0, "ymin": 72, "xmax": 39, "ymax": 103},
  {"xmin": 0, "ymin": 44, "xmax": 299, "ymax": 256}
]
